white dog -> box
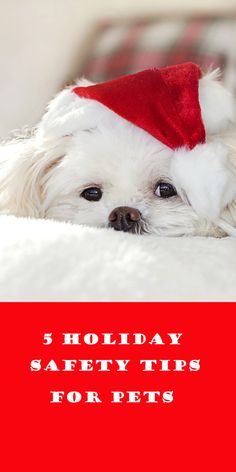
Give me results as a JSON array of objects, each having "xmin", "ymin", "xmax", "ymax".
[{"xmin": 0, "ymin": 68, "xmax": 236, "ymax": 237}]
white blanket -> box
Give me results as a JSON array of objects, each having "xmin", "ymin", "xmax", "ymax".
[{"xmin": 0, "ymin": 215, "xmax": 235, "ymax": 301}]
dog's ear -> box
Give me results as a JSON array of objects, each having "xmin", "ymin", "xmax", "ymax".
[
  {"xmin": 0, "ymin": 136, "xmax": 67, "ymax": 217},
  {"xmin": 36, "ymin": 79, "xmax": 95, "ymax": 142},
  {"xmin": 171, "ymin": 73, "xmax": 236, "ymax": 222},
  {"xmin": 171, "ymin": 142, "xmax": 236, "ymax": 221},
  {"xmin": 199, "ymin": 71, "xmax": 235, "ymax": 134}
]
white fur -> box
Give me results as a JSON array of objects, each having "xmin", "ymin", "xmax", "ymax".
[{"xmin": 0, "ymin": 72, "xmax": 236, "ymax": 237}]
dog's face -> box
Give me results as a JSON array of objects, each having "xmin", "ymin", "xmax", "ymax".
[
  {"xmin": 38, "ymin": 80, "xmax": 235, "ymax": 237},
  {"xmin": 42, "ymin": 103, "xmax": 209, "ymax": 237}
]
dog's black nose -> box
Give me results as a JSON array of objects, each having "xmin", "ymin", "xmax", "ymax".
[{"xmin": 109, "ymin": 206, "xmax": 141, "ymax": 232}]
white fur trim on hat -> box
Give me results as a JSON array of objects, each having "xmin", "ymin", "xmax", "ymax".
[
  {"xmin": 36, "ymin": 79, "xmax": 94, "ymax": 143},
  {"xmin": 199, "ymin": 71, "xmax": 235, "ymax": 135},
  {"xmin": 171, "ymin": 141, "xmax": 236, "ymax": 221}
]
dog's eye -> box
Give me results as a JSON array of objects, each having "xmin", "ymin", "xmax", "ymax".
[
  {"xmin": 155, "ymin": 182, "xmax": 177, "ymax": 198},
  {"xmin": 80, "ymin": 187, "xmax": 102, "ymax": 201}
]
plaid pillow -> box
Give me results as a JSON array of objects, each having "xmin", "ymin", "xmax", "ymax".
[{"xmin": 78, "ymin": 16, "xmax": 236, "ymax": 93}]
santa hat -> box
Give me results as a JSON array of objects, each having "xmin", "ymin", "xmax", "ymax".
[
  {"xmin": 39, "ymin": 63, "xmax": 236, "ymax": 226},
  {"xmin": 73, "ymin": 63, "xmax": 205, "ymax": 151}
]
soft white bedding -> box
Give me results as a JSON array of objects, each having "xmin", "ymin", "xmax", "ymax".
[{"xmin": 0, "ymin": 215, "xmax": 235, "ymax": 301}]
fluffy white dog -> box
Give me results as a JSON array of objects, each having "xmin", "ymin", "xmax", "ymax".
[{"xmin": 0, "ymin": 68, "xmax": 236, "ymax": 237}]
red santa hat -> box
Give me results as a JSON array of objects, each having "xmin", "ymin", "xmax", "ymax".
[{"xmin": 73, "ymin": 63, "xmax": 205, "ymax": 151}]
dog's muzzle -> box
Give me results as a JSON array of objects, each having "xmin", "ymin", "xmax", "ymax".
[{"xmin": 109, "ymin": 206, "xmax": 142, "ymax": 233}]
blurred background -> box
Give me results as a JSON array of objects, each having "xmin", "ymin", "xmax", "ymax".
[{"xmin": 0, "ymin": 0, "xmax": 235, "ymax": 138}]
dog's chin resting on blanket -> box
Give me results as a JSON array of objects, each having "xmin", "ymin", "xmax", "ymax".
[{"xmin": 0, "ymin": 68, "xmax": 236, "ymax": 237}]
